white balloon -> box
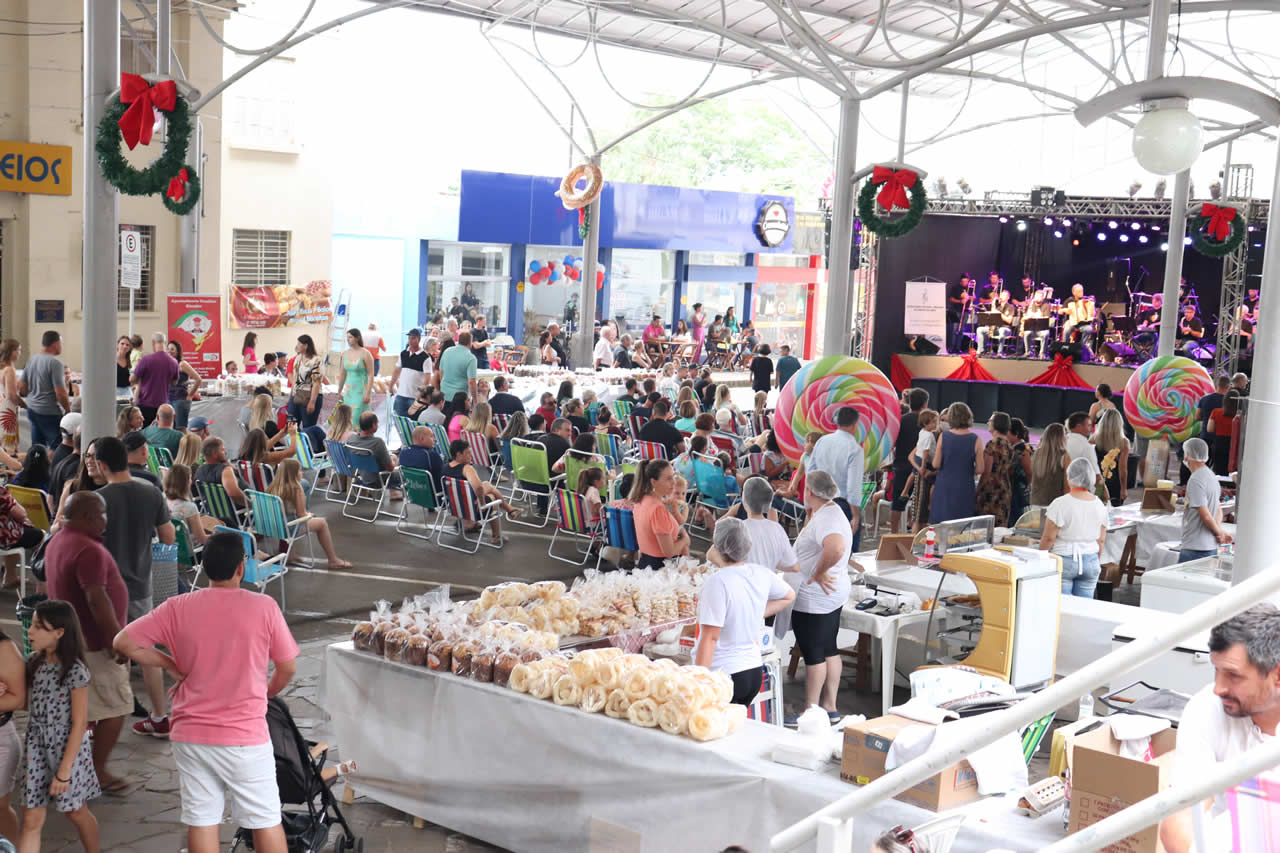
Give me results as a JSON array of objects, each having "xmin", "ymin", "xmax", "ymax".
[{"xmin": 1132, "ymin": 106, "xmax": 1204, "ymax": 176}]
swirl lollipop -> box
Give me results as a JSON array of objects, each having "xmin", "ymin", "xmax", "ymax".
[
  {"xmin": 1123, "ymin": 355, "xmax": 1214, "ymax": 442},
  {"xmin": 774, "ymin": 355, "xmax": 900, "ymax": 469}
]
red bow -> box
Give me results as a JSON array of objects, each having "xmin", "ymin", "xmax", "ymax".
[
  {"xmin": 962, "ymin": 349, "xmax": 980, "ymax": 364},
  {"xmin": 118, "ymin": 73, "xmax": 177, "ymax": 150},
  {"xmin": 1052, "ymin": 354, "xmax": 1074, "ymax": 368},
  {"xmin": 872, "ymin": 165, "xmax": 918, "ymax": 211},
  {"xmin": 166, "ymin": 168, "xmax": 189, "ymax": 202},
  {"xmin": 1200, "ymin": 203, "xmax": 1237, "ymax": 242}
]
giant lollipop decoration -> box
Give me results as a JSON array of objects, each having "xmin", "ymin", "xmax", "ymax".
[
  {"xmin": 1123, "ymin": 355, "xmax": 1214, "ymax": 442},
  {"xmin": 774, "ymin": 355, "xmax": 900, "ymax": 470}
]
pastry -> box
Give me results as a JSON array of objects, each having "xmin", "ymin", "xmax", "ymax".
[
  {"xmin": 552, "ymin": 673, "xmax": 582, "ymax": 706},
  {"xmin": 529, "ymin": 670, "xmax": 556, "ymax": 700},
  {"xmin": 519, "ymin": 648, "xmax": 545, "ymax": 664},
  {"xmin": 709, "ymin": 672, "xmax": 734, "ymax": 705},
  {"xmin": 622, "ymin": 666, "xmax": 658, "ymax": 702},
  {"xmin": 451, "ymin": 642, "xmax": 474, "ymax": 678},
  {"xmin": 383, "ymin": 628, "xmax": 410, "ymax": 663},
  {"xmin": 627, "ymin": 697, "xmax": 660, "ymax": 727},
  {"xmin": 509, "ymin": 663, "xmax": 535, "ymax": 693},
  {"xmin": 405, "ymin": 635, "xmax": 430, "ymax": 667},
  {"xmin": 496, "ymin": 584, "xmax": 523, "ymax": 608},
  {"xmin": 533, "ymin": 580, "xmax": 566, "ymax": 599},
  {"xmin": 657, "ymin": 700, "xmax": 690, "ymax": 735},
  {"xmin": 371, "ymin": 620, "xmax": 396, "ymax": 656},
  {"xmin": 651, "ymin": 658, "xmax": 680, "ymax": 671},
  {"xmin": 351, "ymin": 622, "xmax": 375, "ymax": 652},
  {"xmin": 580, "ymin": 684, "xmax": 608, "ymax": 713},
  {"xmin": 723, "ymin": 703, "xmax": 748, "ymax": 734},
  {"xmin": 471, "ymin": 650, "xmax": 495, "ymax": 683},
  {"xmin": 427, "ymin": 639, "xmax": 452, "ymax": 672},
  {"xmin": 596, "ymin": 660, "xmax": 623, "ymax": 690},
  {"xmin": 604, "ymin": 689, "xmax": 632, "ymax": 719},
  {"xmin": 493, "ymin": 651, "xmax": 520, "ymax": 688},
  {"xmin": 688, "ymin": 706, "xmax": 729, "ymax": 741},
  {"xmin": 652, "ymin": 672, "xmax": 683, "ymax": 704},
  {"xmin": 671, "ymin": 681, "xmax": 715, "ymax": 716}
]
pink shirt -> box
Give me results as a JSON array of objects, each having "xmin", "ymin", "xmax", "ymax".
[{"xmin": 126, "ymin": 587, "xmax": 299, "ymax": 746}]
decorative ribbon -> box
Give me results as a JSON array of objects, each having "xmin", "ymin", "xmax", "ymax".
[
  {"xmin": 118, "ymin": 73, "xmax": 177, "ymax": 150},
  {"xmin": 1200, "ymin": 203, "xmax": 1237, "ymax": 242},
  {"xmin": 1052, "ymin": 354, "xmax": 1073, "ymax": 369},
  {"xmin": 1027, "ymin": 353, "xmax": 1093, "ymax": 388},
  {"xmin": 944, "ymin": 349, "xmax": 996, "ymax": 381},
  {"xmin": 166, "ymin": 168, "xmax": 189, "ymax": 201},
  {"xmin": 872, "ymin": 165, "xmax": 918, "ymax": 211}
]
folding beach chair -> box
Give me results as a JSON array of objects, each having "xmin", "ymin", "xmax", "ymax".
[
  {"xmin": 627, "ymin": 414, "xmax": 648, "ymax": 440},
  {"xmin": 237, "ymin": 460, "xmax": 274, "ymax": 493},
  {"xmin": 507, "ymin": 438, "xmax": 565, "ymax": 527},
  {"xmin": 741, "ymin": 450, "xmax": 766, "ymax": 476},
  {"xmin": 145, "ymin": 444, "xmax": 173, "ymax": 475},
  {"xmin": 246, "ymin": 489, "xmax": 316, "ymax": 569},
  {"xmin": 563, "ymin": 451, "xmax": 609, "ymax": 495},
  {"xmin": 396, "ymin": 466, "xmax": 441, "ymax": 540},
  {"xmin": 634, "ymin": 440, "xmax": 668, "ymax": 461},
  {"xmin": 322, "ymin": 440, "xmax": 354, "ymax": 504},
  {"xmin": 596, "ymin": 432, "xmax": 626, "ymax": 467},
  {"xmin": 428, "ymin": 423, "xmax": 450, "ymax": 455},
  {"xmin": 435, "ymin": 476, "xmax": 505, "ymax": 554},
  {"xmin": 392, "ymin": 414, "xmax": 417, "ymax": 449},
  {"xmin": 598, "ymin": 505, "xmax": 639, "ymax": 572},
  {"xmin": 752, "ymin": 411, "xmax": 772, "ymax": 437},
  {"xmin": 212, "ymin": 525, "xmax": 290, "ymax": 608},
  {"xmin": 462, "ymin": 430, "xmax": 501, "ymax": 483},
  {"xmin": 294, "ymin": 431, "xmax": 330, "ymax": 499},
  {"xmin": 172, "ymin": 518, "xmax": 203, "ymax": 586},
  {"xmin": 197, "ymin": 480, "xmax": 245, "ymax": 529},
  {"xmin": 341, "ymin": 443, "xmax": 397, "ymax": 523},
  {"xmin": 586, "ymin": 401, "xmax": 602, "ymax": 426},
  {"xmin": 6, "ymin": 486, "xmax": 51, "ymax": 532},
  {"xmin": 611, "ymin": 399, "xmax": 633, "ymax": 422},
  {"xmin": 547, "ymin": 488, "xmax": 603, "ymax": 565},
  {"xmin": 709, "ymin": 434, "xmax": 738, "ymax": 470},
  {"xmin": 691, "ymin": 452, "xmax": 733, "ymax": 539}
]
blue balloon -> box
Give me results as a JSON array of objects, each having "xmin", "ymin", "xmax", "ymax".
[
  {"xmin": 563, "ymin": 254, "xmax": 575, "ymax": 266},
  {"xmin": 550, "ymin": 270, "xmax": 561, "ymax": 282},
  {"xmin": 529, "ymin": 260, "xmax": 542, "ymax": 273}
]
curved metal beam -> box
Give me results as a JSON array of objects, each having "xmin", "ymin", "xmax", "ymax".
[
  {"xmin": 485, "ymin": 33, "xmax": 599, "ymax": 154},
  {"xmin": 1074, "ymin": 75, "xmax": 1280, "ymax": 127},
  {"xmin": 756, "ymin": 0, "xmax": 851, "ymax": 94}
]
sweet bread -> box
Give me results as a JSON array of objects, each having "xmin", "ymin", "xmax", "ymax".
[
  {"xmin": 493, "ymin": 651, "xmax": 520, "ymax": 688},
  {"xmin": 657, "ymin": 700, "xmax": 690, "ymax": 735},
  {"xmin": 471, "ymin": 650, "xmax": 495, "ymax": 683},
  {"xmin": 723, "ymin": 703, "xmax": 747, "ymax": 733},
  {"xmin": 552, "ymin": 673, "xmax": 583, "ymax": 706},
  {"xmin": 652, "ymin": 672, "xmax": 683, "ymax": 704},
  {"xmin": 709, "ymin": 672, "xmax": 734, "ymax": 705},
  {"xmin": 509, "ymin": 663, "xmax": 535, "ymax": 693},
  {"xmin": 405, "ymin": 635, "xmax": 430, "ymax": 667},
  {"xmin": 533, "ymin": 580, "xmax": 566, "ymax": 599},
  {"xmin": 581, "ymin": 684, "xmax": 608, "ymax": 713},
  {"xmin": 622, "ymin": 666, "xmax": 658, "ymax": 702},
  {"xmin": 529, "ymin": 670, "xmax": 557, "ymax": 700},
  {"xmin": 478, "ymin": 588, "xmax": 498, "ymax": 610},
  {"xmin": 671, "ymin": 681, "xmax": 715, "ymax": 716},
  {"xmin": 351, "ymin": 622, "xmax": 375, "ymax": 652},
  {"xmin": 598, "ymin": 647, "xmax": 624, "ymax": 661},
  {"xmin": 596, "ymin": 660, "xmax": 624, "ymax": 690},
  {"xmin": 627, "ymin": 697, "xmax": 660, "ymax": 727},
  {"xmin": 568, "ymin": 654, "xmax": 597, "ymax": 687},
  {"xmin": 688, "ymin": 706, "xmax": 729, "ymax": 741},
  {"xmin": 651, "ymin": 657, "xmax": 680, "ymax": 671},
  {"xmin": 427, "ymin": 640, "xmax": 452, "ymax": 672},
  {"xmin": 383, "ymin": 628, "xmax": 410, "ymax": 662},
  {"xmin": 604, "ymin": 689, "xmax": 631, "ymax": 719},
  {"xmin": 496, "ymin": 584, "xmax": 523, "ymax": 608}
]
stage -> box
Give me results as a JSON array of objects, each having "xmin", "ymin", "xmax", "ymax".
[{"xmin": 892, "ymin": 353, "xmax": 1136, "ymax": 428}]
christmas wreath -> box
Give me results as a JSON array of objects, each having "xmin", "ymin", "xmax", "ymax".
[
  {"xmin": 857, "ymin": 165, "xmax": 927, "ymax": 238},
  {"xmin": 95, "ymin": 73, "xmax": 200, "ymax": 214},
  {"xmin": 1188, "ymin": 202, "xmax": 1245, "ymax": 258}
]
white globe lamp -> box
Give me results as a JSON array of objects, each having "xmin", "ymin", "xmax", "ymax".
[{"xmin": 1132, "ymin": 101, "xmax": 1204, "ymax": 175}]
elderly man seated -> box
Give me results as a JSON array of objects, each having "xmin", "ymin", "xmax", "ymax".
[
  {"xmin": 1160, "ymin": 604, "xmax": 1280, "ymax": 852},
  {"xmin": 398, "ymin": 425, "xmax": 444, "ymax": 486}
]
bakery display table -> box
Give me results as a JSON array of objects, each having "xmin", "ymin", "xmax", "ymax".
[{"xmin": 322, "ymin": 642, "xmax": 1066, "ymax": 853}]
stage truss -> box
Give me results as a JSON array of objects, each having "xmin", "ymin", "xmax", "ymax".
[
  {"xmin": 926, "ymin": 193, "xmax": 1272, "ymax": 223},
  {"xmin": 852, "ymin": 231, "xmax": 879, "ymax": 360},
  {"xmin": 1215, "ymin": 165, "xmax": 1254, "ymax": 378}
]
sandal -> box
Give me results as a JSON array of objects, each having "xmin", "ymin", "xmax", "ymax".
[{"xmin": 327, "ymin": 559, "xmax": 352, "ymax": 570}]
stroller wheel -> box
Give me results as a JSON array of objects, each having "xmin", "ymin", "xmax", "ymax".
[
  {"xmin": 353, "ymin": 838, "xmax": 363, "ymax": 853},
  {"xmin": 332, "ymin": 838, "xmax": 345, "ymax": 853}
]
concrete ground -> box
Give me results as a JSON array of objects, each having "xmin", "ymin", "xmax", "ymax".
[{"xmin": 1, "ymin": 454, "xmax": 1148, "ymax": 852}]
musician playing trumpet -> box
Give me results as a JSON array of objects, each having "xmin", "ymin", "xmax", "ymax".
[
  {"xmin": 976, "ymin": 290, "xmax": 1017, "ymax": 355},
  {"xmin": 1059, "ymin": 283, "xmax": 1096, "ymax": 349}
]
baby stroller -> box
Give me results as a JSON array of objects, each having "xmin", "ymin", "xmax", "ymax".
[{"xmin": 231, "ymin": 697, "xmax": 363, "ymax": 853}]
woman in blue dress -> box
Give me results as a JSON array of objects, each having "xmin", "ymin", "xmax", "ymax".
[{"xmin": 929, "ymin": 403, "xmax": 985, "ymax": 523}]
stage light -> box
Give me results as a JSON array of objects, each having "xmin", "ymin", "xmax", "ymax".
[
  {"xmin": 1183, "ymin": 236, "xmax": 1193, "ymax": 245},
  {"xmin": 1152, "ymin": 223, "xmax": 1161, "ymax": 230},
  {"xmin": 1061, "ymin": 218, "xmax": 1072, "ymax": 227},
  {"xmin": 998, "ymin": 215, "xmax": 1009, "ymax": 223},
  {"xmin": 1133, "ymin": 102, "xmax": 1204, "ymax": 175},
  {"xmin": 1128, "ymin": 180, "xmax": 1143, "ymax": 198},
  {"xmin": 1054, "ymin": 230, "xmax": 1063, "ymax": 238},
  {"xmin": 1097, "ymin": 232, "xmax": 1107, "ymax": 241},
  {"xmin": 1043, "ymin": 216, "xmax": 1054, "ymax": 226},
  {"xmin": 1119, "ymin": 234, "xmax": 1130, "ymax": 242},
  {"xmin": 1072, "ymin": 239, "xmax": 1080, "ymax": 246},
  {"xmin": 1131, "ymin": 222, "xmax": 1142, "ymax": 230},
  {"xmin": 1016, "ymin": 220, "xmax": 1027, "ymax": 231},
  {"xmin": 1161, "ymin": 242, "xmax": 1169, "ymax": 251},
  {"xmin": 1249, "ymin": 225, "xmax": 1257, "ymax": 232},
  {"xmin": 1138, "ymin": 235, "xmax": 1149, "ymax": 243},
  {"xmin": 1154, "ymin": 179, "xmax": 1168, "ymax": 199},
  {"xmin": 1108, "ymin": 220, "xmax": 1118, "ymax": 229}
]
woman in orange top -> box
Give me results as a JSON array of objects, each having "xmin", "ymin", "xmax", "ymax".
[
  {"xmin": 1205, "ymin": 389, "xmax": 1240, "ymax": 476},
  {"xmin": 629, "ymin": 459, "xmax": 690, "ymax": 569}
]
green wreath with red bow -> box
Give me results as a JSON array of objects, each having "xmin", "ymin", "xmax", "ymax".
[
  {"xmin": 95, "ymin": 73, "xmax": 200, "ymax": 215},
  {"xmin": 1188, "ymin": 202, "xmax": 1246, "ymax": 258},
  {"xmin": 857, "ymin": 165, "xmax": 927, "ymax": 238}
]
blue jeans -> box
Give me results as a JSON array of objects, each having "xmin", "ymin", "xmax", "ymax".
[
  {"xmin": 1060, "ymin": 552, "xmax": 1101, "ymax": 598},
  {"xmin": 288, "ymin": 393, "xmax": 323, "ymax": 429},
  {"xmin": 1178, "ymin": 548, "xmax": 1216, "ymax": 564},
  {"xmin": 27, "ymin": 410, "xmax": 61, "ymax": 450},
  {"xmin": 392, "ymin": 395, "xmax": 414, "ymax": 419},
  {"xmin": 170, "ymin": 398, "xmax": 191, "ymax": 430}
]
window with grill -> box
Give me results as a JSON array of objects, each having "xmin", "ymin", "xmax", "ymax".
[
  {"xmin": 117, "ymin": 225, "xmax": 155, "ymax": 312},
  {"xmin": 232, "ymin": 229, "xmax": 291, "ymax": 287}
]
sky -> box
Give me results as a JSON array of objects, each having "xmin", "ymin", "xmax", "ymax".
[{"xmin": 220, "ymin": 0, "xmax": 1280, "ymax": 208}]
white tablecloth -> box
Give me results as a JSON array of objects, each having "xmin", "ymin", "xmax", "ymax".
[
  {"xmin": 321, "ymin": 642, "xmax": 1066, "ymax": 853},
  {"xmin": 1099, "ymin": 503, "xmax": 1236, "ymax": 568}
]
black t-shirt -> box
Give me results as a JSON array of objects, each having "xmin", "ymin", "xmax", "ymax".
[
  {"xmin": 488, "ymin": 392, "xmax": 525, "ymax": 417},
  {"xmin": 568, "ymin": 416, "xmax": 591, "ymax": 436},
  {"xmin": 639, "ymin": 418, "xmax": 685, "ymax": 460},
  {"xmin": 461, "ymin": 292, "xmax": 480, "ymax": 308},
  {"xmin": 893, "ymin": 411, "xmax": 921, "ymax": 468},
  {"xmin": 750, "ymin": 356, "xmax": 773, "ymax": 392},
  {"xmin": 614, "ymin": 347, "xmax": 633, "ymax": 369},
  {"xmin": 471, "ymin": 328, "xmax": 489, "ymax": 367},
  {"xmin": 550, "ymin": 339, "xmax": 569, "ymax": 369},
  {"xmin": 538, "ymin": 433, "xmax": 572, "ymax": 469},
  {"xmin": 1178, "ymin": 317, "xmax": 1203, "ymax": 339},
  {"xmin": 947, "ymin": 284, "xmax": 965, "ymax": 321},
  {"xmin": 694, "ymin": 378, "xmax": 711, "ymax": 400},
  {"xmin": 449, "ymin": 304, "xmax": 470, "ymax": 324},
  {"xmin": 116, "ymin": 362, "xmax": 131, "ymax": 388}
]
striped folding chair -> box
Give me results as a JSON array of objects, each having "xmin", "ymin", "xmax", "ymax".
[
  {"xmin": 635, "ymin": 440, "xmax": 668, "ymax": 461},
  {"xmin": 752, "ymin": 411, "xmax": 772, "ymax": 436},
  {"xmin": 295, "ymin": 432, "xmax": 330, "ymax": 495},
  {"xmin": 627, "ymin": 413, "xmax": 648, "ymax": 440},
  {"xmin": 172, "ymin": 519, "xmax": 202, "ymax": 587},
  {"xmin": 341, "ymin": 443, "xmax": 398, "ymax": 523},
  {"xmin": 435, "ymin": 476, "xmax": 505, "ymax": 554},
  {"xmin": 741, "ymin": 450, "xmax": 766, "ymax": 476},
  {"xmin": 397, "ymin": 466, "xmax": 441, "ymax": 540},
  {"xmin": 236, "ymin": 460, "xmax": 275, "ymax": 493},
  {"xmin": 611, "ymin": 399, "xmax": 633, "ymax": 422},
  {"xmin": 507, "ymin": 438, "xmax": 565, "ymax": 527},
  {"xmin": 211, "ymin": 525, "xmax": 290, "ymax": 608},
  {"xmin": 197, "ymin": 480, "xmax": 244, "ymax": 529},
  {"xmin": 246, "ymin": 489, "xmax": 316, "ymax": 569},
  {"xmin": 595, "ymin": 432, "xmax": 625, "ymax": 467},
  {"xmin": 392, "ymin": 414, "xmax": 417, "ymax": 449},
  {"xmin": 598, "ymin": 505, "xmax": 639, "ymax": 572},
  {"xmin": 548, "ymin": 488, "xmax": 603, "ymax": 565},
  {"xmin": 563, "ymin": 451, "xmax": 608, "ymax": 494},
  {"xmin": 709, "ymin": 434, "xmax": 739, "ymax": 470},
  {"xmin": 462, "ymin": 430, "xmax": 501, "ymax": 483},
  {"xmin": 429, "ymin": 423, "xmax": 450, "ymax": 455},
  {"xmin": 691, "ymin": 452, "xmax": 732, "ymax": 539},
  {"xmin": 322, "ymin": 440, "xmax": 354, "ymax": 503},
  {"xmin": 585, "ymin": 402, "xmax": 602, "ymax": 426}
]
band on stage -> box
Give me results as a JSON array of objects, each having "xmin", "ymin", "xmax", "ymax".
[{"xmin": 943, "ymin": 272, "xmax": 1261, "ymax": 365}]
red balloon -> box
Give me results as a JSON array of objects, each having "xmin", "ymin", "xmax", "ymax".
[
  {"xmin": 596, "ymin": 270, "xmax": 605, "ymax": 284},
  {"xmin": 596, "ymin": 281, "xmax": 604, "ymax": 291},
  {"xmin": 547, "ymin": 260, "xmax": 556, "ymax": 269}
]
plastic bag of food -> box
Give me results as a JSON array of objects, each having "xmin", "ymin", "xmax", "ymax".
[
  {"xmin": 427, "ymin": 638, "xmax": 453, "ymax": 672},
  {"xmin": 493, "ymin": 645, "xmax": 521, "ymax": 688},
  {"xmin": 351, "ymin": 621, "xmax": 375, "ymax": 652},
  {"xmin": 471, "ymin": 643, "xmax": 496, "ymax": 683},
  {"xmin": 451, "ymin": 641, "xmax": 475, "ymax": 677},
  {"xmin": 405, "ymin": 631, "xmax": 431, "ymax": 667}
]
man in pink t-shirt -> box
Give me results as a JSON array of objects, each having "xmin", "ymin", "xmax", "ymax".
[{"xmin": 115, "ymin": 531, "xmax": 298, "ymax": 853}]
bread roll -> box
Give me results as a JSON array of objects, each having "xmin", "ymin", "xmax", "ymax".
[
  {"xmin": 552, "ymin": 673, "xmax": 582, "ymax": 706},
  {"xmin": 627, "ymin": 697, "xmax": 660, "ymax": 727},
  {"xmin": 604, "ymin": 689, "xmax": 631, "ymax": 719},
  {"xmin": 581, "ymin": 684, "xmax": 608, "ymax": 713},
  {"xmin": 657, "ymin": 701, "xmax": 690, "ymax": 735}
]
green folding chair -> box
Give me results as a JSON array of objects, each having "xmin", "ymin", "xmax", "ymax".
[
  {"xmin": 507, "ymin": 438, "xmax": 565, "ymax": 527},
  {"xmin": 611, "ymin": 399, "xmax": 633, "ymax": 422},
  {"xmin": 197, "ymin": 480, "xmax": 244, "ymax": 529},
  {"xmin": 392, "ymin": 414, "xmax": 417, "ymax": 449},
  {"xmin": 397, "ymin": 466, "xmax": 441, "ymax": 541},
  {"xmin": 563, "ymin": 450, "xmax": 609, "ymax": 494},
  {"xmin": 429, "ymin": 423, "xmax": 450, "ymax": 455}
]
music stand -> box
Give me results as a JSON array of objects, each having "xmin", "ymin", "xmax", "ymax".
[
  {"xmin": 1110, "ymin": 317, "xmax": 1136, "ymax": 333},
  {"xmin": 978, "ymin": 312, "xmax": 1006, "ymax": 327},
  {"xmin": 1022, "ymin": 317, "xmax": 1050, "ymax": 333}
]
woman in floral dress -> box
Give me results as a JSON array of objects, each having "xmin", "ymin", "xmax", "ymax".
[
  {"xmin": 0, "ymin": 340, "xmax": 21, "ymax": 455},
  {"xmin": 976, "ymin": 411, "xmax": 1015, "ymax": 526}
]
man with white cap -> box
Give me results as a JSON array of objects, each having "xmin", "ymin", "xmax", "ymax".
[{"xmin": 51, "ymin": 412, "xmax": 82, "ymax": 472}]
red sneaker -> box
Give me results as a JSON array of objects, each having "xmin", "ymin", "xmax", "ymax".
[{"xmin": 132, "ymin": 716, "xmax": 170, "ymax": 738}]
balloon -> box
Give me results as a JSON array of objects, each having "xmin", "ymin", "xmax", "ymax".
[
  {"xmin": 774, "ymin": 355, "xmax": 901, "ymax": 469},
  {"xmin": 550, "ymin": 270, "xmax": 561, "ymax": 282},
  {"xmin": 547, "ymin": 260, "xmax": 556, "ymax": 269},
  {"xmin": 563, "ymin": 254, "xmax": 575, "ymax": 266},
  {"xmin": 529, "ymin": 260, "xmax": 541, "ymax": 274}
]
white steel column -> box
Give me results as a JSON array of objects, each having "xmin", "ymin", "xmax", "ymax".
[
  {"xmin": 1158, "ymin": 170, "xmax": 1190, "ymax": 357},
  {"xmin": 82, "ymin": 0, "xmax": 121, "ymax": 442},
  {"xmin": 573, "ymin": 156, "xmax": 602, "ymax": 369},
  {"xmin": 1231, "ymin": 142, "xmax": 1280, "ymax": 588},
  {"xmin": 823, "ymin": 98, "xmax": 860, "ymax": 358}
]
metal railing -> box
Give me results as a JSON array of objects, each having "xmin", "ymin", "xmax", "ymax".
[{"xmin": 770, "ymin": 564, "xmax": 1280, "ymax": 852}]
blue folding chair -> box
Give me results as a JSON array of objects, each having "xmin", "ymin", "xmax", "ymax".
[
  {"xmin": 323, "ymin": 440, "xmax": 355, "ymax": 504},
  {"xmin": 211, "ymin": 525, "xmax": 290, "ymax": 609},
  {"xmin": 429, "ymin": 423, "xmax": 450, "ymax": 455},
  {"xmin": 691, "ymin": 452, "xmax": 732, "ymax": 540},
  {"xmin": 392, "ymin": 414, "xmax": 417, "ymax": 449},
  {"xmin": 341, "ymin": 443, "xmax": 398, "ymax": 523},
  {"xmin": 598, "ymin": 505, "xmax": 639, "ymax": 571}
]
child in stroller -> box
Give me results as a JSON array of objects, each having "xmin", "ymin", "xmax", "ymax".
[{"xmin": 231, "ymin": 698, "xmax": 362, "ymax": 853}]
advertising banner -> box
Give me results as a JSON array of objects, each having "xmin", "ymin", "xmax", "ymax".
[
  {"xmin": 230, "ymin": 281, "xmax": 333, "ymax": 328},
  {"xmin": 904, "ymin": 278, "xmax": 947, "ymax": 351},
  {"xmin": 167, "ymin": 294, "xmax": 223, "ymax": 380}
]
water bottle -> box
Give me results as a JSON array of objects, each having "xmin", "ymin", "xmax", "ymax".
[{"xmin": 1078, "ymin": 692, "xmax": 1094, "ymax": 720}]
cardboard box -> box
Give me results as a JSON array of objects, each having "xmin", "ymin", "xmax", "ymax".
[
  {"xmin": 840, "ymin": 715, "xmax": 983, "ymax": 812},
  {"xmin": 1067, "ymin": 724, "xmax": 1178, "ymax": 853}
]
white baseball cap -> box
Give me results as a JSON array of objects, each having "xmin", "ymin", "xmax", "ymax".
[{"xmin": 60, "ymin": 413, "xmax": 82, "ymax": 435}]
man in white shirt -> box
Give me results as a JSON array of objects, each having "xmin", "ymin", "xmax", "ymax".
[
  {"xmin": 1179, "ymin": 437, "xmax": 1232, "ymax": 562},
  {"xmin": 1064, "ymin": 411, "xmax": 1102, "ymax": 490},
  {"xmin": 593, "ymin": 325, "xmax": 616, "ymax": 370},
  {"xmin": 390, "ymin": 328, "xmax": 431, "ymax": 419},
  {"xmin": 1160, "ymin": 605, "xmax": 1280, "ymax": 853},
  {"xmin": 806, "ymin": 406, "xmax": 865, "ymax": 547}
]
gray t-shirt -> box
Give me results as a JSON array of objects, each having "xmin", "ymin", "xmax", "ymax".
[
  {"xmin": 99, "ymin": 479, "xmax": 169, "ymax": 600},
  {"xmin": 346, "ymin": 434, "xmax": 393, "ymax": 485},
  {"xmin": 1182, "ymin": 465, "xmax": 1221, "ymax": 552},
  {"xmin": 23, "ymin": 353, "xmax": 65, "ymax": 415}
]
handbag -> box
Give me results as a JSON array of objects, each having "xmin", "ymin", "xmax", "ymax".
[{"xmin": 27, "ymin": 535, "xmax": 49, "ymax": 583}]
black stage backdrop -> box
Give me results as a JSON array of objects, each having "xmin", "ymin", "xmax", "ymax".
[{"xmin": 871, "ymin": 214, "xmax": 1246, "ymax": 376}]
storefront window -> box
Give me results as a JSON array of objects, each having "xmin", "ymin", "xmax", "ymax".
[
  {"xmin": 754, "ymin": 254, "xmax": 815, "ymax": 352},
  {"xmin": 610, "ymin": 249, "xmax": 675, "ymax": 332},
  {"xmin": 425, "ymin": 242, "xmax": 509, "ymax": 331},
  {"xmin": 524, "ymin": 244, "xmax": 589, "ymax": 346},
  {"xmin": 685, "ymin": 282, "xmax": 744, "ymax": 330}
]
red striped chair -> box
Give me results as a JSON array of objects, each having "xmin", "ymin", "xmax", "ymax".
[
  {"xmin": 236, "ymin": 460, "xmax": 274, "ymax": 493},
  {"xmin": 709, "ymin": 434, "xmax": 738, "ymax": 469},
  {"xmin": 547, "ymin": 488, "xmax": 603, "ymax": 565},
  {"xmin": 461, "ymin": 430, "xmax": 501, "ymax": 483},
  {"xmin": 435, "ymin": 476, "xmax": 506, "ymax": 554},
  {"xmin": 635, "ymin": 440, "xmax": 668, "ymax": 461},
  {"xmin": 627, "ymin": 413, "xmax": 648, "ymax": 439}
]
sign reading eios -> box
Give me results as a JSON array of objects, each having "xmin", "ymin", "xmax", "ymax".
[{"xmin": 0, "ymin": 141, "xmax": 72, "ymax": 196}]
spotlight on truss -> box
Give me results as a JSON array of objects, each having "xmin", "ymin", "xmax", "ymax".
[
  {"xmin": 933, "ymin": 177, "xmax": 948, "ymax": 197},
  {"xmin": 1210, "ymin": 181, "xmax": 1222, "ymax": 200},
  {"xmin": 1128, "ymin": 180, "xmax": 1143, "ymax": 198},
  {"xmin": 1154, "ymin": 179, "xmax": 1167, "ymax": 199},
  {"xmin": 957, "ymin": 178, "xmax": 972, "ymax": 194}
]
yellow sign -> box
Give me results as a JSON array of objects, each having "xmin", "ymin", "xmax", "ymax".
[
  {"xmin": 516, "ymin": 280, "xmax": 525, "ymax": 293},
  {"xmin": 0, "ymin": 141, "xmax": 72, "ymax": 196}
]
